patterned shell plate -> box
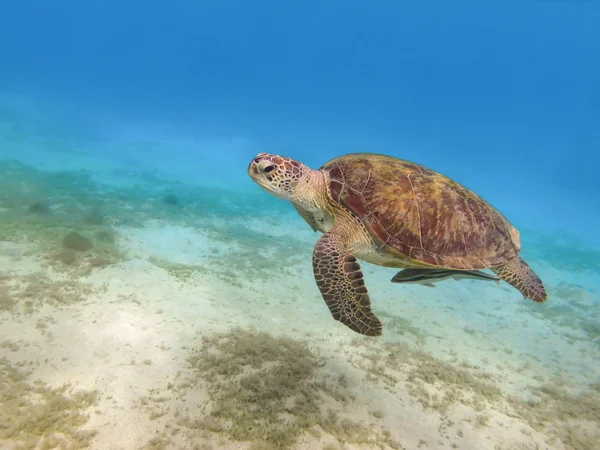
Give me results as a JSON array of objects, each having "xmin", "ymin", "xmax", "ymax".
[{"xmin": 321, "ymin": 153, "xmax": 519, "ymax": 270}]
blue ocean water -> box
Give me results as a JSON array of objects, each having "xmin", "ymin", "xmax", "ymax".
[{"xmin": 0, "ymin": 1, "xmax": 599, "ymax": 449}]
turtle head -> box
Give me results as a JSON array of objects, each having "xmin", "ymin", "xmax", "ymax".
[{"xmin": 248, "ymin": 152, "xmax": 311, "ymax": 200}]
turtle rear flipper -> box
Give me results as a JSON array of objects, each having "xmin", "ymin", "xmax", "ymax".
[
  {"xmin": 492, "ymin": 257, "xmax": 547, "ymax": 302},
  {"xmin": 313, "ymin": 232, "xmax": 382, "ymax": 336}
]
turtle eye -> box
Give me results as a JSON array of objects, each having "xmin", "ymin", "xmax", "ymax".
[{"xmin": 263, "ymin": 165, "xmax": 276, "ymax": 173}]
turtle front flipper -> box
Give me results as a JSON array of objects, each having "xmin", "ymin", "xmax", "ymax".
[
  {"xmin": 312, "ymin": 232, "xmax": 383, "ymax": 336},
  {"xmin": 492, "ymin": 256, "xmax": 547, "ymax": 302}
]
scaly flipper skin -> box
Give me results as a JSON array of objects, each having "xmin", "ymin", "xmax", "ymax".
[
  {"xmin": 492, "ymin": 256, "xmax": 547, "ymax": 302},
  {"xmin": 313, "ymin": 232, "xmax": 383, "ymax": 336}
]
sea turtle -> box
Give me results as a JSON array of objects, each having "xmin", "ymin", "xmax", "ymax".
[{"xmin": 248, "ymin": 152, "xmax": 547, "ymax": 336}]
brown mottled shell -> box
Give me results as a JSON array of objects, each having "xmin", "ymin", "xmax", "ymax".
[{"xmin": 322, "ymin": 153, "xmax": 520, "ymax": 270}]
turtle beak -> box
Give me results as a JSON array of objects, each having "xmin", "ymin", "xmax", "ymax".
[
  {"xmin": 247, "ymin": 156, "xmax": 270, "ymax": 189},
  {"xmin": 248, "ymin": 157, "xmax": 263, "ymax": 181}
]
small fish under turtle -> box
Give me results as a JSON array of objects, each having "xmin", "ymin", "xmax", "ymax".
[
  {"xmin": 248, "ymin": 152, "xmax": 547, "ymax": 337},
  {"xmin": 390, "ymin": 267, "xmax": 500, "ymax": 287}
]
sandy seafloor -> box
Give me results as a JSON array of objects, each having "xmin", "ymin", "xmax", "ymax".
[{"xmin": 1, "ymin": 141, "xmax": 599, "ymax": 450}]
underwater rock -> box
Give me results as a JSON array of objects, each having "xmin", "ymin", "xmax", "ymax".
[
  {"xmin": 26, "ymin": 201, "xmax": 50, "ymax": 214},
  {"xmin": 55, "ymin": 249, "xmax": 77, "ymax": 265},
  {"xmin": 63, "ymin": 231, "xmax": 93, "ymax": 252},
  {"xmin": 95, "ymin": 229, "xmax": 116, "ymax": 243},
  {"xmin": 84, "ymin": 207, "xmax": 104, "ymax": 225},
  {"xmin": 162, "ymin": 194, "xmax": 179, "ymax": 206},
  {"xmin": 88, "ymin": 256, "xmax": 110, "ymax": 268}
]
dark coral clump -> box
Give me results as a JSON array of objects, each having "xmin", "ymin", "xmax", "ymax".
[
  {"xmin": 55, "ymin": 249, "xmax": 78, "ymax": 265},
  {"xmin": 27, "ymin": 201, "xmax": 50, "ymax": 214},
  {"xmin": 84, "ymin": 207, "xmax": 104, "ymax": 225},
  {"xmin": 162, "ymin": 194, "xmax": 179, "ymax": 206},
  {"xmin": 62, "ymin": 231, "xmax": 93, "ymax": 252}
]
